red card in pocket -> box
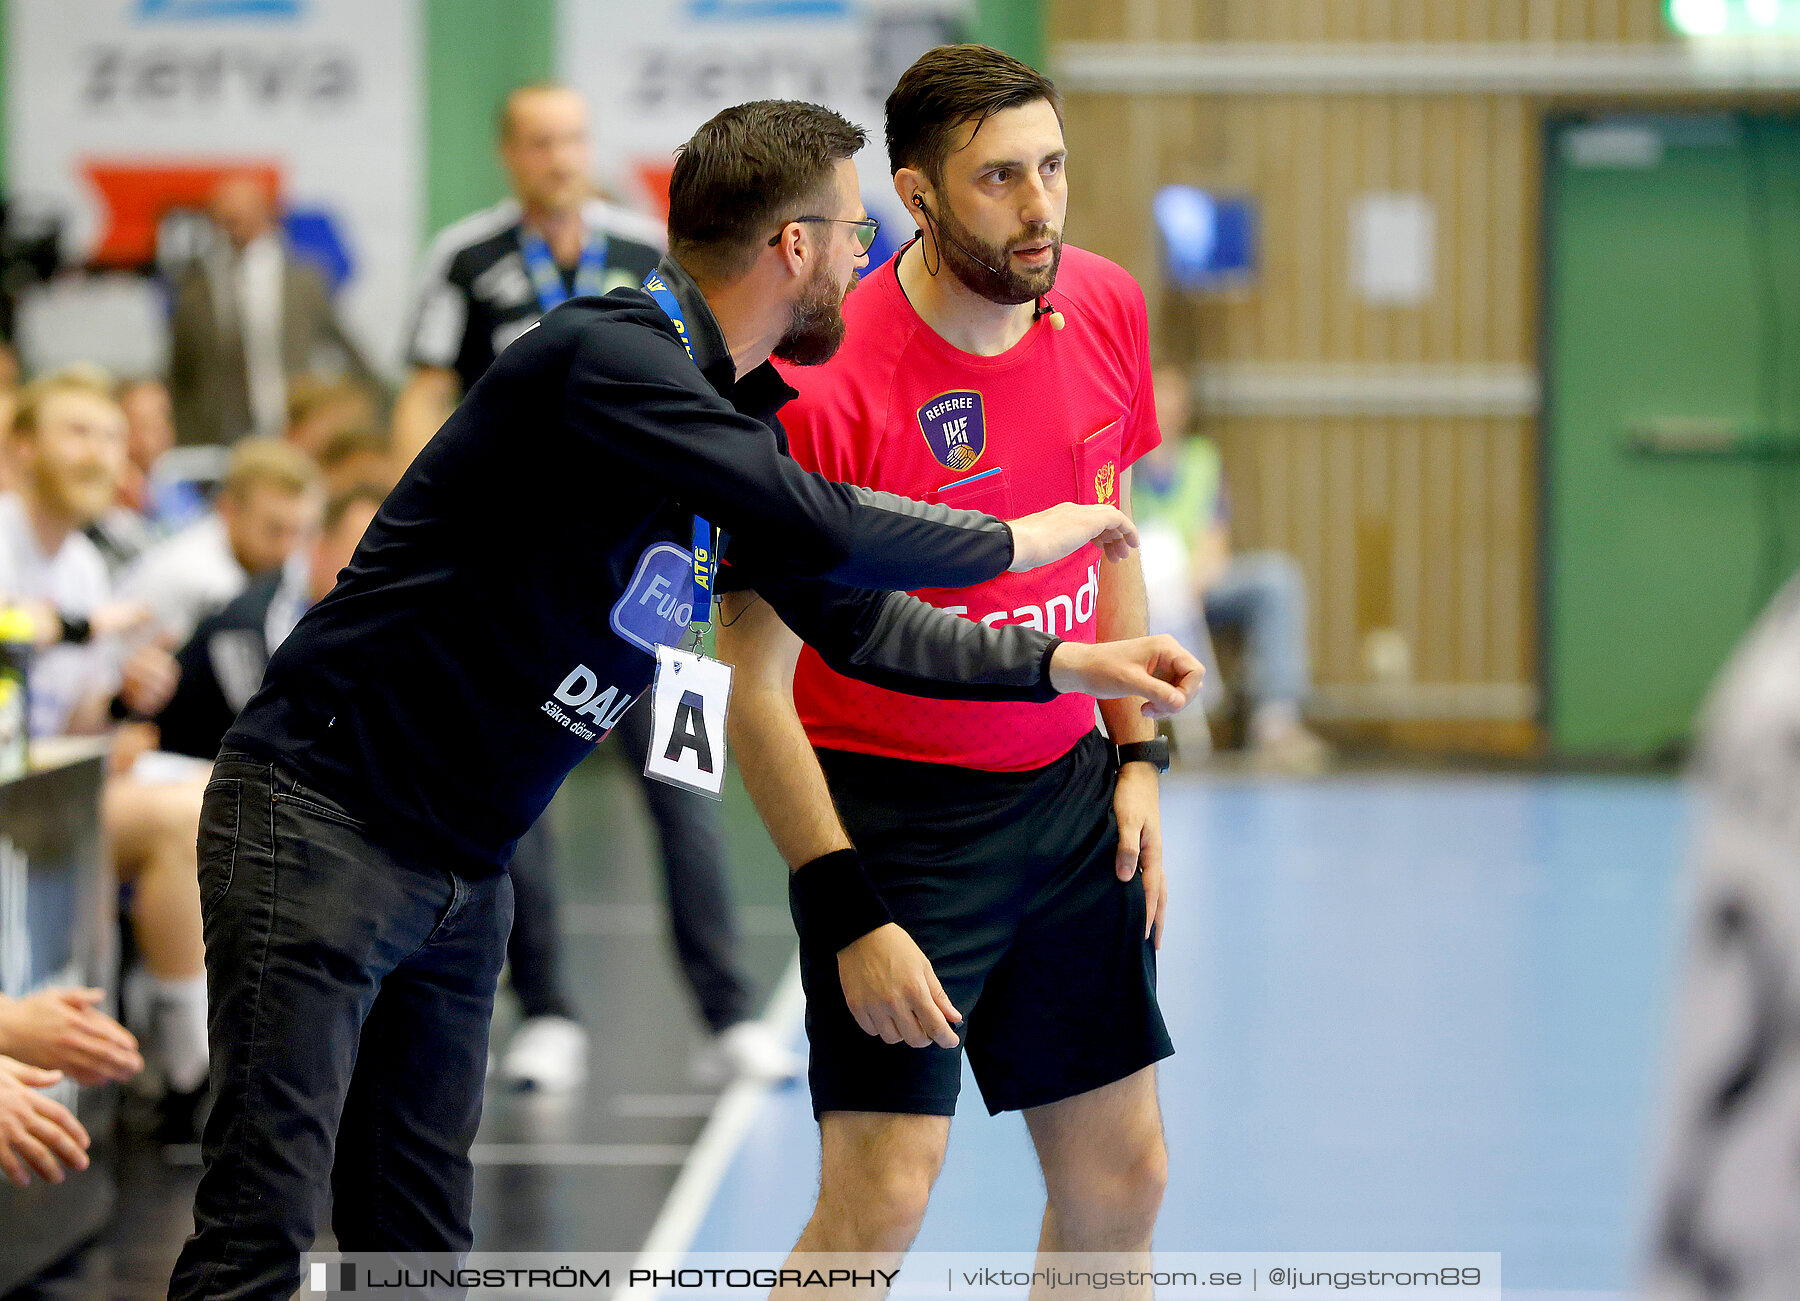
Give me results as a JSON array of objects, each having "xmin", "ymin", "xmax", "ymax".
[
  {"xmin": 1074, "ymin": 420, "xmax": 1124, "ymax": 506},
  {"xmin": 926, "ymin": 465, "xmax": 1016, "ymax": 517}
]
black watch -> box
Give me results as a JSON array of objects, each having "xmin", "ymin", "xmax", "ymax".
[{"xmin": 1114, "ymin": 738, "xmax": 1170, "ymax": 774}]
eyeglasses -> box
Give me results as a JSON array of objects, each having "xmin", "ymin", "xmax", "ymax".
[{"xmin": 768, "ymin": 216, "xmax": 880, "ymax": 254}]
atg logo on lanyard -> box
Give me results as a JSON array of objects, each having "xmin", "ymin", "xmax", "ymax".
[
  {"xmin": 642, "ymin": 270, "xmax": 715, "ymax": 629},
  {"xmin": 520, "ymin": 231, "xmax": 611, "ymax": 313},
  {"xmin": 638, "ymin": 267, "xmax": 733, "ymax": 799}
]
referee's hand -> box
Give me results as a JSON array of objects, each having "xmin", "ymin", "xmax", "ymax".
[
  {"xmin": 1006, "ymin": 503, "xmax": 1139, "ymax": 571},
  {"xmin": 837, "ymin": 924, "xmax": 963, "ymax": 1049},
  {"xmin": 1048, "ymin": 635, "xmax": 1204, "ymax": 718}
]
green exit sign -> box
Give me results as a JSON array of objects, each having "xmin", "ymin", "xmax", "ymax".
[{"xmin": 1669, "ymin": 0, "xmax": 1800, "ymax": 33}]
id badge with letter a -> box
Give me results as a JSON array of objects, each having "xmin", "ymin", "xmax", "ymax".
[{"xmin": 644, "ymin": 644, "xmax": 733, "ymax": 799}]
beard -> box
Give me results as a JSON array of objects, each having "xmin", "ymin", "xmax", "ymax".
[
  {"xmin": 932, "ymin": 199, "xmax": 1061, "ymax": 306},
  {"xmin": 43, "ymin": 465, "xmax": 116, "ymax": 526},
  {"xmin": 772, "ymin": 259, "xmax": 856, "ymax": 367}
]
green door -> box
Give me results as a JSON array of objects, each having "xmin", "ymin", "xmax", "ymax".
[{"xmin": 1544, "ymin": 112, "xmax": 1800, "ymax": 755}]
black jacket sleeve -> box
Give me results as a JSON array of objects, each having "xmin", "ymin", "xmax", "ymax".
[
  {"xmin": 748, "ymin": 572, "xmax": 1062, "ymax": 703},
  {"xmin": 563, "ymin": 313, "xmax": 1016, "ymax": 593}
]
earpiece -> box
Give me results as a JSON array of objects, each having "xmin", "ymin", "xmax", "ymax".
[{"xmin": 913, "ymin": 197, "xmax": 1004, "ymax": 276}]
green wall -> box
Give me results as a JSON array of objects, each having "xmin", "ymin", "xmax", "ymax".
[
  {"xmin": 423, "ymin": 0, "xmax": 557, "ymax": 239},
  {"xmin": 971, "ymin": 0, "xmax": 1045, "ymax": 71}
]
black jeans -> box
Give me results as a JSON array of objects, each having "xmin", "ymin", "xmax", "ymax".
[
  {"xmin": 169, "ymin": 753, "xmax": 514, "ymax": 1301},
  {"xmin": 504, "ymin": 817, "xmax": 575, "ymax": 1021},
  {"xmin": 614, "ymin": 699, "xmax": 750, "ymax": 1033}
]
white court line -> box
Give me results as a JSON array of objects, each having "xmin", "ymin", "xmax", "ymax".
[
  {"xmin": 469, "ymin": 1143, "xmax": 690, "ymax": 1166},
  {"xmin": 621, "ymin": 954, "xmax": 806, "ymax": 1301}
]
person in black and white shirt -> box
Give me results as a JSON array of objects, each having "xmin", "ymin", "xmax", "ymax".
[
  {"xmin": 118, "ymin": 438, "xmax": 322, "ymax": 650},
  {"xmin": 393, "ymin": 83, "xmax": 664, "ymax": 464}
]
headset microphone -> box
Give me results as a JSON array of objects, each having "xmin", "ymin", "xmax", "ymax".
[{"xmin": 915, "ymin": 194, "xmax": 1063, "ymax": 327}]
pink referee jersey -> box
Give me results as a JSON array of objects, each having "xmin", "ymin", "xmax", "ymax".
[{"xmin": 778, "ymin": 243, "xmax": 1161, "ymax": 772}]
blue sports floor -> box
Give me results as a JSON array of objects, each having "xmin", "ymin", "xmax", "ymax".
[{"xmin": 686, "ymin": 775, "xmax": 1690, "ymax": 1297}]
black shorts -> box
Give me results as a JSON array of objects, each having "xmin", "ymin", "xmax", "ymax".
[{"xmin": 794, "ymin": 730, "xmax": 1173, "ymax": 1117}]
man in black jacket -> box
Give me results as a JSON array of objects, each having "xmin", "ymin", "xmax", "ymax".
[{"xmin": 170, "ymin": 100, "xmax": 1200, "ymax": 1300}]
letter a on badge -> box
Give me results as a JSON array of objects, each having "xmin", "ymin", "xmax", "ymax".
[{"xmin": 662, "ymin": 691, "xmax": 713, "ymax": 771}]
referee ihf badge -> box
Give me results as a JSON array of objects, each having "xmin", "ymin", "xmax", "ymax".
[{"xmin": 917, "ymin": 389, "xmax": 986, "ymax": 471}]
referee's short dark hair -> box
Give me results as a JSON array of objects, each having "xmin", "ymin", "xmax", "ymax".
[
  {"xmin": 667, "ymin": 100, "xmax": 867, "ymax": 282},
  {"xmin": 886, "ymin": 44, "xmax": 1061, "ymax": 188}
]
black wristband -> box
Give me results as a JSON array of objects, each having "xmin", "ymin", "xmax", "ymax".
[
  {"xmin": 58, "ymin": 613, "xmax": 92, "ymax": 645},
  {"xmin": 1037, "ymin": 637, "xmax": 1063, "ymax": 696},
  {"xmin": 788, "ymin": 847, "xmax": 893, "ymax": 955}
]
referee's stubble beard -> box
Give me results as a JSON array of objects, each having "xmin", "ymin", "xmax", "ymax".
[{"xmin": 933, "ymin": 193, "xmax": 1062, "ymax": 308}]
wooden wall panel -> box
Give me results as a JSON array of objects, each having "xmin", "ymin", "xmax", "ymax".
[
  {"xmin": 1075, "ymin": 0, "xmax": 1676, "ymax": 42},
  {"xmin": 1062, "ymin": 91, "xmax": 1541, "ymax": 366},
  {"xmin": 1208, "ymin": 416, "xmax": 1536, "ymax": 690}
]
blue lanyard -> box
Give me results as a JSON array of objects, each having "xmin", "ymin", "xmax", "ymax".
[
  {"xmin": 642, "ymin": 270, "xmax": 715, "ymax": 625},
  {"xmin": 520, "ymin": 229, "xmax": 609, "ymax": 314}
]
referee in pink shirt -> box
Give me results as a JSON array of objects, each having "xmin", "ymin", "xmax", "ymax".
[{"xmin": 719, "ymin": 45, "xmax": 1179, "ymax": 1280}]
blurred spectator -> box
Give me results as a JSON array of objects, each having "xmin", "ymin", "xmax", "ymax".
[
  {"xmin": 155, "ymin": 484, "xmax": 382, "ymax": 762},
  {"xmin": 0, "ymin": 988, "xmax": 143, "ymax": 1086},
  {"xmin": 117, "ymin": 375, "xmax": 176, "ymax": 513},
  {"xmin": 85, "ymin": 374, "xmax": 175, "ymax": 577},
  {"xmin": 0, "ymin": 1054, "xmax": 89, "ymax": 1188},
  {"xmin": 119, "ymin": 437, "xmax": 323, "ymax": 648},
  {"xmin": 167, "ymin": 172, "xmax": 381, "ymax": 446},
  {"xmin": 0, "ymin": 380, "xmax": 18, "ymax": 497},
  {"xmin": 392, "ymin": 83, "xmax": 663, "ymax": 464},
  {"xmin": 284, "ymin": 372, "xmax": 380, "ymax": 459},
  {"xmin": 0, "ymin": 366, "xmax": 159, "ymax": 735},
  {"xmin": 105, "ymin": 770, "xmax": 209, "ymax": 1139},
  {"xmin": 1135, "ymin": 366, "xmax": 1329, "ymax": 773},
  {"xmin": 316, "ymin": 428, "xmax": 397, "ymax": 498},
  {"xmin": 0, "ymin": 367, "xmax": 204, "ymax": 1135}
]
